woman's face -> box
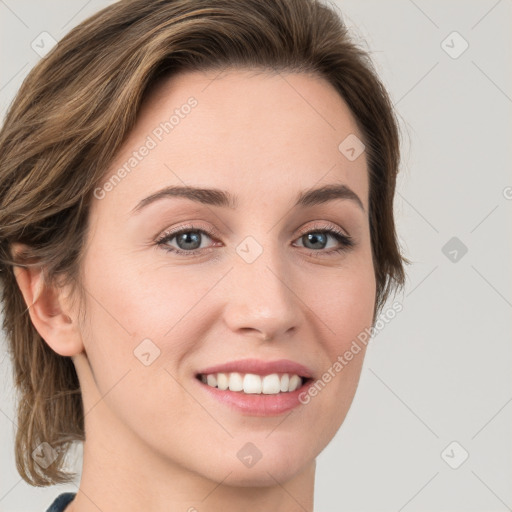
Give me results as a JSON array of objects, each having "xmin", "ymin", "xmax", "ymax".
[{"xmin": 74, "ymin": 68, "xmax": 375, "ymax": 485}]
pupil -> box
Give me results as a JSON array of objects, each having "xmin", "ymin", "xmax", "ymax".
[
  {"xmin": 178, "ymin": 232, "xmax": 201, "ymax": 250},
  {"xmin": 305, "ymin": 232, "xmax": 326, "ymax": 249}
]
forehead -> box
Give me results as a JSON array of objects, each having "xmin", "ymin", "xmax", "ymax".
[{"xmin": 93, "ymin": 68, "xmax": 369, "ymax": 217}]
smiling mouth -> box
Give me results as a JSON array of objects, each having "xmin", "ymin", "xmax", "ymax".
[{"xmin": 196, "ymin": 372, "xmax": 312, "ymax": 395}]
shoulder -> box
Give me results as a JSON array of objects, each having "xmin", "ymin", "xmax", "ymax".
[{"xmin": 45, "ymin": 492, "xmax": 76, "ymax": 512}]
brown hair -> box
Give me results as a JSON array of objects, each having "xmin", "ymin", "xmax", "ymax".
[{"xmin": 0, "ymin": 0, "xmax": 409, "ymax": 487}]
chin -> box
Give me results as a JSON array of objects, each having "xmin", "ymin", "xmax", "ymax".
[
  {"xmin": 207, "ymin": 459, "xmax": 311, "ymax": 488},
  {"xmin": 192, "ymin": 437, "xmax": 317, "ymax": 487}
]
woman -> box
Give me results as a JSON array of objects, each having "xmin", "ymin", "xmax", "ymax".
[{"xmin": 0, "ymin": 0, "xmax": 408, "ymax": 510}]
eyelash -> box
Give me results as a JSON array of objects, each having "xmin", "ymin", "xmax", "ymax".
[{"xmin": 155, "ymin": 222, "xmax": 355, "ymax": 257}]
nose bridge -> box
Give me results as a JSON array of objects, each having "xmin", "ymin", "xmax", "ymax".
[{"xmin": 222, "ymin": 232, "xmax": 300, "ymax": 339}]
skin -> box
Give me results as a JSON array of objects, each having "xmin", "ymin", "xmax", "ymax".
[{"xmin": 13, "ymin": 68, "xmax": 376, "ymax": 512}]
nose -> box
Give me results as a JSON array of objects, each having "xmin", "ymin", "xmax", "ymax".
[{"xmin": 221, "ymin": 241, "xmax": 302, "ymax": 342}]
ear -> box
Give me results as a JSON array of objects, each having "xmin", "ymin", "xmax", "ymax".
[{"xmin": 11, "ymin": 242, "xmax": 84, "ymax": 357}]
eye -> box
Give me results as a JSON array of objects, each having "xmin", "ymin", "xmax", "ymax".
[
  {"xmin": 294, "ymin": 222, "xmax": 355, "ymax": 255},
  {"xmin": 155, "ymin": 222, "xmax": 355, "ymax": 257},
  {"xmin": 155, "ymin": 224, "xmax": 218, "ymax": 256}
]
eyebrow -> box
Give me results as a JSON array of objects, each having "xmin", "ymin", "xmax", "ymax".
[{"xmin": 130, "ymin": 183, "xmax": 365, "ymax": 214}]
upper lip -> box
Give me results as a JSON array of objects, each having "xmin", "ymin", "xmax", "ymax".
[{"xmin": 197, "ymin": 358, "xmax": 314, "ymax": 379}]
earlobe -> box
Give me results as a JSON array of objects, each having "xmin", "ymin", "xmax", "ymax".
[{"xmin": 11, "ymin": 243, "xmax": 84, "ymax": 358}]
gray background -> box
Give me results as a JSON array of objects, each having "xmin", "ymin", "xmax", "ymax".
[{"xmin": 1, "ymin": 1, "xmax": 511, "ymax": 511}]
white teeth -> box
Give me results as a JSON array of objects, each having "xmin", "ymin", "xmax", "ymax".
[
  {"xmin": 228, "ymin": 372, "xmax": 243, "ymax": 392},
  {"xmin": 262, "ymin": 374, "xmax": 281, "ymax": 394},
  {"xmin": 217, "ymin": 372, "xmax": 229, "ymax": 390},
  {"xmin": 289, "ymin": 374, "xmax": 302, "ymax": 392},
  {"xmin": 280, "ymin": 373, "xmax": 289, "ymax": 392},
  {"xmin": 200, "ymin": 372, "xmax": 304, "ymax": 394},
  {"xmin": 243, "ymin": 374, "xmax": 262, "ymax": 394}
]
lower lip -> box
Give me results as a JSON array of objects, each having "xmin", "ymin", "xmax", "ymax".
[{"xmin": 195, "ymin": 377, "xmax": 313, "ymax": 416}]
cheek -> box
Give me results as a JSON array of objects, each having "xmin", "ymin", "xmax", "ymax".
[
  {"xmin": 303, "ymin": 256, "xmax": 376, "ymax": 354},
  {"xmin": 297, "ymin": 255, "xmax": 375, "ymax": 417},
  {"xmin": 77, "ymin": 247, "xmax": 218, "ymax": 395},
  {"xmin": 76, "ymin": 253, "xmax": 202, "ymax": 438},
  {"xmin": 81, "ymin": 240, "xmax": 201, "ymax": 337}
]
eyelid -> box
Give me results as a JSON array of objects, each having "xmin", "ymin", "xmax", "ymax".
[
  {"xmin": 155, "ymin": 222, "xmax": 220, "ymax": 244},
  {"xmin": 296, "ymin": 221, "xmax": 350, "ymax": 238}
]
